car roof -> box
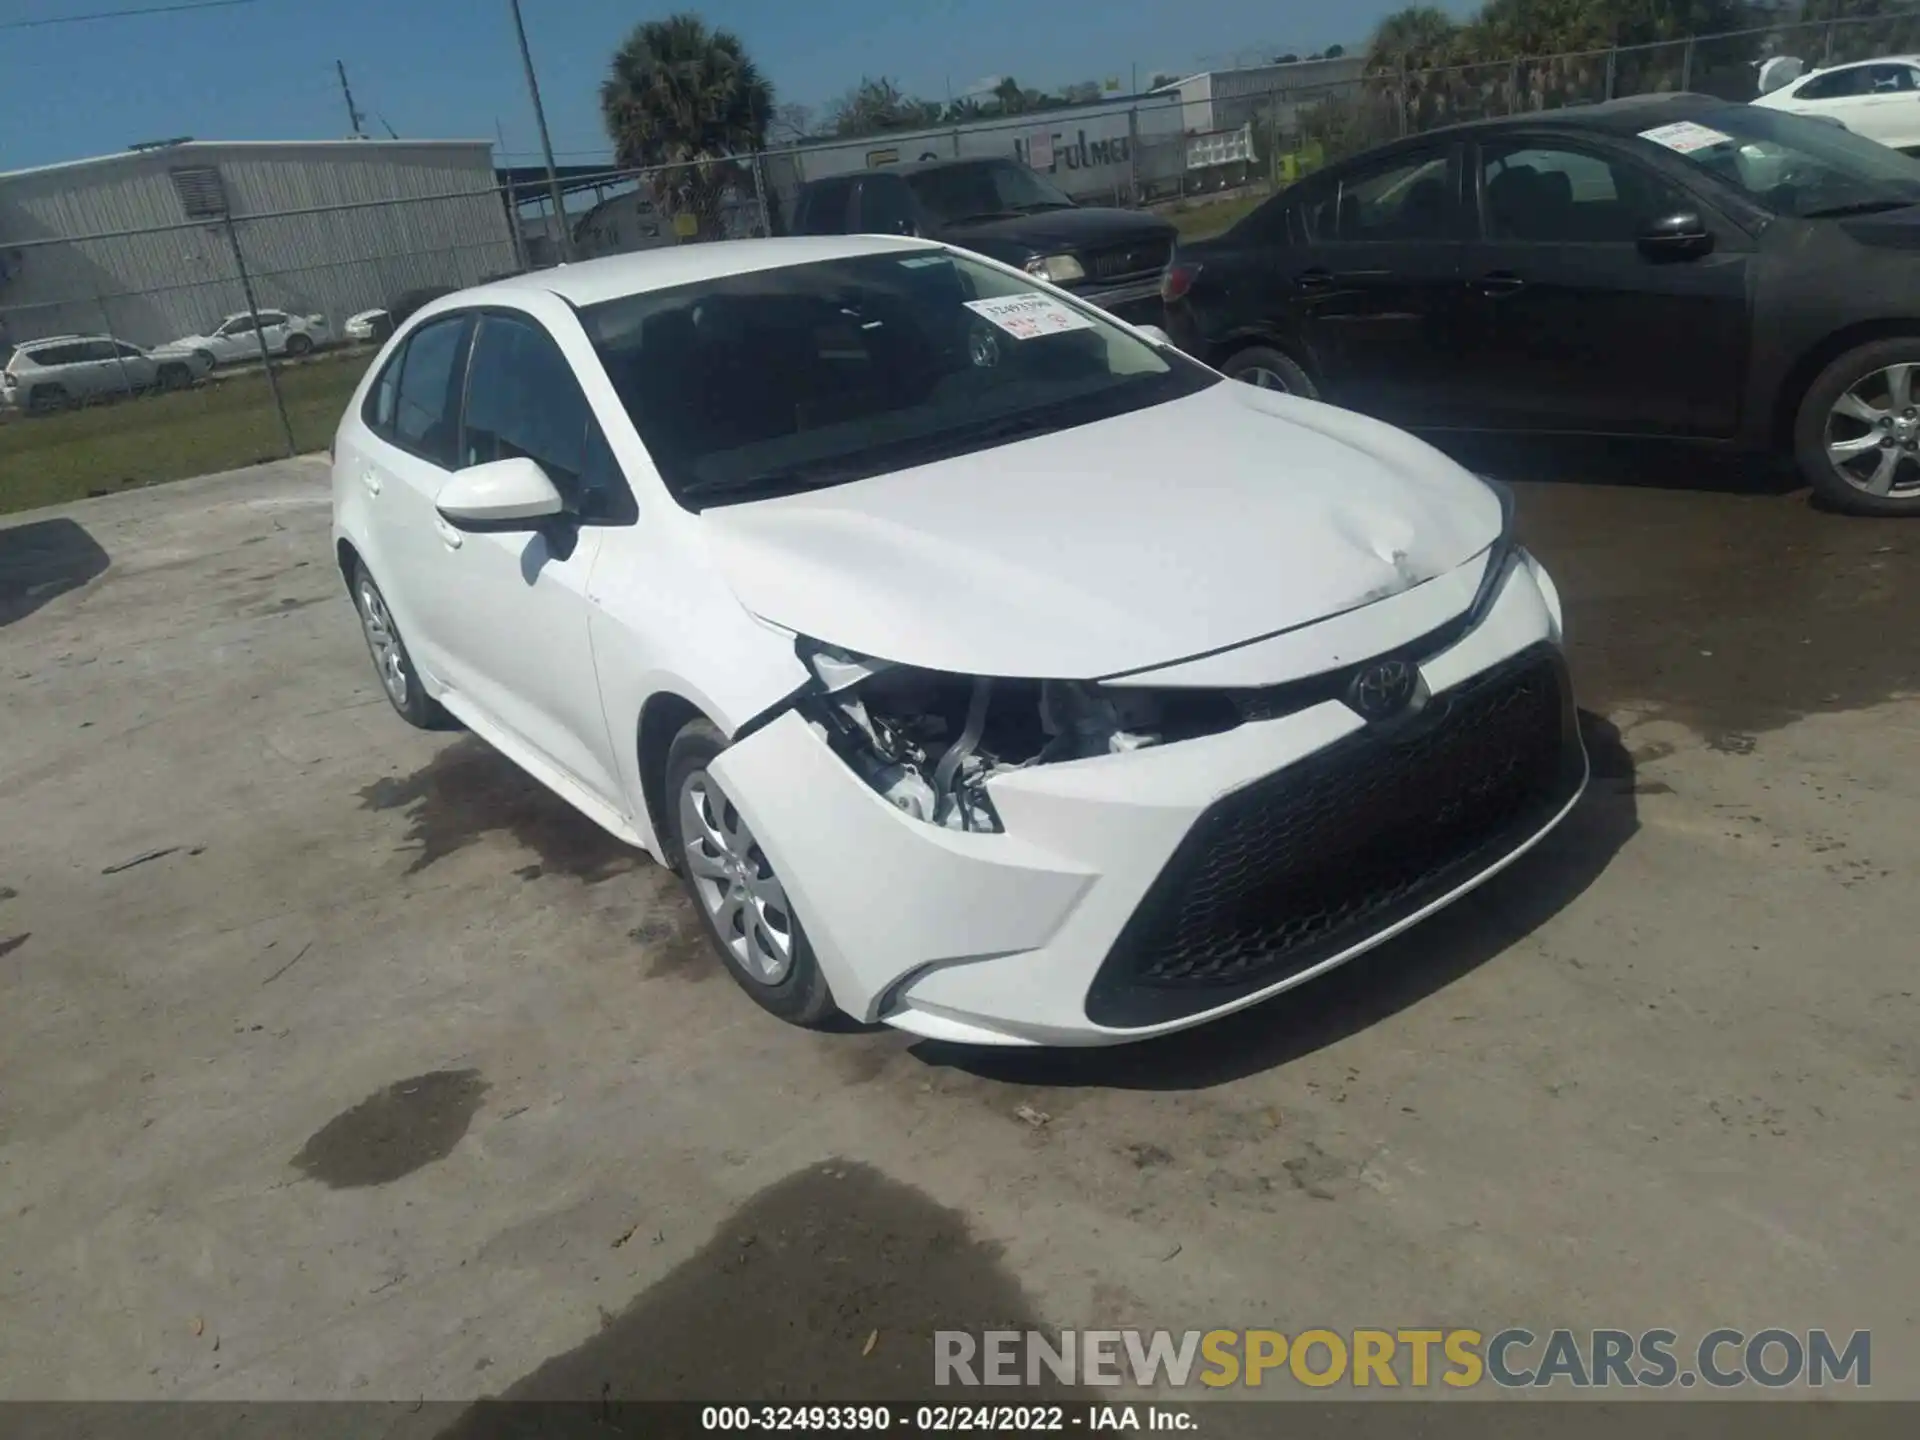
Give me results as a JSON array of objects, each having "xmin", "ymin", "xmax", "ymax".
[
  {"xmin": 463, "ymin": 234, "xmax": 938, "ymax": 309},
  {"xmin": 1399, "ymin": 91, "xmax": 1742, "ymax": 143},
  {"xmin": 1803, "ymin": 53, "xmax": 1920, "ymax": 70}
]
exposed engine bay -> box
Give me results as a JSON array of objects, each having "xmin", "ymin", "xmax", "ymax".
[{"xmin": 798, "ymin": 650, "xmax": 1241, "ymax": 832}]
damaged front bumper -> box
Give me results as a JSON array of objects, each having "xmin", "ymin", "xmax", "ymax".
[{"xmin": 708, "ymin": 555, "xmax": 1586, "ymax": 1047}]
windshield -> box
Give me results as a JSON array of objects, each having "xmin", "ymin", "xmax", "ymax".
[
  {"xmin": 903, "ymin": 161, "xmax": 1077, "ymax": 225},
  {"xmin": 1639, "ymin": 106, "xmax": 1920, "ymax": 218},
  {"xmin": 579, "ymin": 248, "xmax": 1212, "ymax": 510}
]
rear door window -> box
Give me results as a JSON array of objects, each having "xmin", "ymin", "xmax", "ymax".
[{"xmin": 389, "ymin": 314, "xmax": 472, "ymax": 467}]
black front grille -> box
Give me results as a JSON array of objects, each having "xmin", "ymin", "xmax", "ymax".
[
  {"xmin": 1085, "ymin": 238, "xmax": 1173, "ymax": 282},
  {"xmin": 1086, "ymin": 645, "xmax": 1584, "ymax": 1028}
]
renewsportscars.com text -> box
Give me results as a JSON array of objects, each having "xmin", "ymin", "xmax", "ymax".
[{"xmin": 934, "ymin": 1327, "xmax": 1871, "ymax": 1390}]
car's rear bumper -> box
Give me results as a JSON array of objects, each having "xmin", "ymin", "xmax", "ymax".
[{"xmin": 709, "ymin": 556, "xmax": 1584, "ymax": 1047}]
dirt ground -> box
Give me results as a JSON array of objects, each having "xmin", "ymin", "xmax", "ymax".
[{"xmin": 2, "ymin": 446, "xmax": 1917, "ymax": 1412}]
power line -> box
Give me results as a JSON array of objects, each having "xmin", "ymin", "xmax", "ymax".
[{"xmin": 1, "ymin": 0, "xmax": 256, "ymax": 31}]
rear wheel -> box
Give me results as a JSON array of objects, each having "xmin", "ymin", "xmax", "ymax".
[
  {"xmin": 663, "ymin": 718, "xmax": 838, "ymax": 1028},
  {"xmin": 284, "ymin": 332, "xmax": 313, "ymax": 358},
  {"xmin": 1221, "ymin": 344, "xmax": 1318, "ymax": 399},
  {"xmin": 350, "ymin": 561, "xmax": 451, "ymax": 729},
  {"xmin": 157, "ymin": 363, "xmax": 190, "ymax": 392},
  {"xmin": 27, "ymin": 384, "xmax": 68, "ymax": 415},
  {"xmin": 1794, "ymin": 338, "xmax": 1920, "ymax": 515}
]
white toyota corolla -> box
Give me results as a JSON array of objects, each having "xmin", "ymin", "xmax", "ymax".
[{"xmin": 330, "ymin": 235, "xmax": 1586, "ymax": 1047}]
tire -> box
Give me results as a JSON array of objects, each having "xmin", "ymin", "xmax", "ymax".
[
  {"xmin": 157, "ymin": 363, "xmax": 189, "ymax": 392},
  {"xmin": 1794, "ymin": 337, "xmax": 1920, "ymax": 516},
  {"xmin": 27, "ymin": 384, "xmax": 67, "ymax": 415},
  {"xmin": 194, "ymin": 348, "xmax": 216, "ymax": 370},
  {"xmin": 284, "ymin": 332, "xmax": 313, "ymax": 358},
  {"xmin": 1221, "ymin": 344, "xmax": 1319, "ymax": 399},
  {"xmin": 662, "ymin": 718, "xmax": 838, "ymax": 1028},
  {"xmin": 349, "ymin": 560, "xmax": 452, "ymax": 729}
]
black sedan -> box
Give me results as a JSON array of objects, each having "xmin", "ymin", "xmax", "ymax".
[{"xmin": 1161, "ymin": 93, "xmax": 1920, "ymax": 515}]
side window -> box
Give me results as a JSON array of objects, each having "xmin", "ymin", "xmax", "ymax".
[
  {"xmin": 80, "ymin": 340, "xmax": 119, "ymax": 362},
  {"xmin": 258, "ymin": 311, "xmax": 288, "ymax": 327},
  {"xmin": 1863, "ymin": 63, "xmax": 1916, "ymax": 93},
  {"xmin": 1797, "ymin": 67, "xmax": 1868, "ymax": 101},
  {"xmin": 1335, "ymin": 149, "xmax": 1454, "ymax": 241},
  {"xmin": 391, "ymin": 315, "xmax": 471, "ymax": 467},
  {"xmin": 364, "ymin": 340, "xmax": 405, "ymax": 435},
  {"xmin": 794, "ymin": 177, "xmax": 853, "ymax": 234},
  {"xmin": 1481, "ymin": 142, "xmax": 1686, "ymax": 243},
  {"xmin": 1231, "ymin": 190, "xmax": 1294, "ymax": 244},
  {"xmin": 461, "ymin": 313, "xmax": 628, "ymax": 519},
  {"xmin": 223, "ymin": 316, "xmax": 256, "ymax": 337},
  {"xmin": 856, "ymin": 175, "xmax": 915, "ymax": 234},
  {"xmin": 115, "ymin": 341, "xmax": 145, "ymax": 359}
]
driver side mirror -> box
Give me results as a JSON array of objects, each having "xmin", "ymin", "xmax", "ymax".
[
  {"xmin": 435, "ymin": 456, "xmax": 565, "ymax": 531},
  {"xmin": 1637, "ymin": 211, "xmax": 1714, "ymax": 260}
]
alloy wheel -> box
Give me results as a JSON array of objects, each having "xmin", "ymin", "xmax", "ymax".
[
  {"xmin": 678, "ymin": 772, "xmax": 794, "ymax": 985},
  {"xmin": 1238, "ymin": 366, "xmax": 1292, "ymax": 392},
  {"xmin": 1825, "ymin": 362, "xmax": 1920, "ymax": 498},
  {"xmin": 355, "ymin": 578, "xmax": 411, "ymax": 707}
]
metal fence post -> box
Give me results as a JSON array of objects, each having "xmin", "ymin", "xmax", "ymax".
[
  {"xmin": 748, "ymin": 152, "xmax": 772, "ymax": 238},
  {"xmin": 1126, "ymin": 103, "xmax": 1140, "ymax": 203},
  {"xmin": 1605, "ymin": 46, "xmax": 1617, "ymax": 100},
  {"xmin": 223, "ymin": 214, "xmax": 297, "ymax": 459},
  {"xmin": 1396, "ymin": 60, "xmax": 1410, "ymax": 137},
  {"xmin": 1680, "ymin": 38, "xmax": 1694, "ymax": 92},
  {"xmin": 1824, "ymin": 22, "xmax": 1835, "ymax": 66}
]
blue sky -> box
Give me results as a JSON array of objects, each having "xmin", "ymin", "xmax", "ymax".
[{"xmin": 1, "ymin": 0, "xmax": 1459, "ymax": 172}]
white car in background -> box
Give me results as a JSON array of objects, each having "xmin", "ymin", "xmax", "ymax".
[
  {"xmin": 2, "ymin": 334, "xmax": 212, "ymax": 412},
  {"xmin": 1753, "ymin": 54, "xmax": 1920, "ymax": 152},
  {"xmin": 172, "ymin": 308, "xmax": 329, "ymax": 366},
  {"xmin": 344, "ymin": 309, "xmax": 391, "ymax": 344},
  {"xmin": 331, "ymin": 238, "xmax": 1585, "ymax": 1047}
]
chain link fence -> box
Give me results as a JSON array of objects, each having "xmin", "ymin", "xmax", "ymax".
[{"xmin": 10, "ymin": 8, "xmax": 1920, "ymax": 511}]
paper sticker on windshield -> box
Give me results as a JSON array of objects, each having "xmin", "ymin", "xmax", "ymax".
[
  {"xmin": 1639, "ymin": 120, "xmax": 1734, "ymax": 155},
  {"xmin": 964, "ymin": 293, "xmax": 1095, "ymax": 341},
  {"xmin": 897, "ymin": 255, "xmax": 947, "ymax": 268}
]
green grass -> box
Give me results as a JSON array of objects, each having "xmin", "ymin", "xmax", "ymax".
[
  {"xmin": 1167, "ymin": 192, "xmax": 1267, "ymax": 242},
  {"xmin": 0, "ymin": 351, "xmax": 371, "ymax": 515}
]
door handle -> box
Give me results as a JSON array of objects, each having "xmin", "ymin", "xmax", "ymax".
[
  {"xmin": 433, "ymin": 516, "xmax": 464, "ymax": 551},
  {"xmin": 360, "ymin": 469, "xmax": 381, "ymax": 496},
  {"xmin": 1295, "ymin": 267, "xmax": 1334, "ymax": 292},
  {"xmin": 1478, "ymin": 270, "xmax": 1526, "ymax": 296}
]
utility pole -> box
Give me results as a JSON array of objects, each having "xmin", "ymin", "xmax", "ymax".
[
  {"xmin": 508, "ymin": 0, "xmax": 571, "ymax": 262},
  {"xmin": 335, "ymin": 60, "xmax": 366, "ymax": 139}
]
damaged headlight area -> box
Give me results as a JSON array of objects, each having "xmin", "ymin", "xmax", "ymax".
[{"xmin": 794, "ymin": 642, "xmax": 1241, "ymax": 834}]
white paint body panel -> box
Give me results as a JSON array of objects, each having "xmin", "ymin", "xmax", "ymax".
[
  {"xmin": 1751, "ymin": 56, "xmax": 1920, "ymax": 151},
  {"xmin": 330, "ymin": 236, "xmax": 1583, "ymax": 1045}
]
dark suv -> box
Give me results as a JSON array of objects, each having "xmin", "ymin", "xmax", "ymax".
[{"xmin": 788, "ymin": 157, "xmax": 1174, "ymax": 323}]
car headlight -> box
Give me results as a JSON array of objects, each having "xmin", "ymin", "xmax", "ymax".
[
  {"xmin": 1024, "ymin": 253, "xmax": 1085, "ymax": 284},
  {"xmin": 1463, "ymin": 474, "xmax": 1519, "ymax": 628},
  {"xmin": 793, "ymin": 639, "xmax": 1231, "ymax": 835}
]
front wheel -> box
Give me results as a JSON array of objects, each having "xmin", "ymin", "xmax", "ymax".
[
  {"xmin": 663, "ymin": 718, "xmax": 838, "ymax": 1028},
  {"xmin": 1794, "ymin": 338, "xmax": 1920, "ymax": 515},
  {"xmin": 284, "ymin": 332, "xmax": 313, "ymax": 358},
  {"xmin": 1221, "ymin": 344, "xmax": 1319, "ymax": 399}
]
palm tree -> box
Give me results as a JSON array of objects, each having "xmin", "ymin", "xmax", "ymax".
[
  {"xmin": 600, "ymin": 12, "xmax": 773, "ymax": 239},
  {"xmin": 1364, "ymin": 5, "xmax": 1462, "ymax": 74}
]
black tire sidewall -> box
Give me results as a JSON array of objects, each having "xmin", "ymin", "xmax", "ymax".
[
  {"xmin": 662, "ymin": 719, "xmax": 837, "ymax": 1026},
  {"xmin": 286, "ymin": 333, "xmax": 313, "ymax": 357},
  {"xmin": 1794, "ymin": 338, "xmax": 1920, "ymax": 516},
  {"xmin": 29, "ymin": 385, "xmax": 66, "ymax": 414},
  {"xmin": 1222, "ymin": 344, "xmax": 1318, "ymax": 399}
]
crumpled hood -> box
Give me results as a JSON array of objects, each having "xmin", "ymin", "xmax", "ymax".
[{"xmin": 700, "ymin": 382, "xmax": 1503, "ymax": 680}]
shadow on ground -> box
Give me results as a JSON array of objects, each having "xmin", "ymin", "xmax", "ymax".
[
  {"xmin": 433, "ymin": 1160, "xmax": 1067, "ymax": 1432},
  {"xmin": 1435, "ymin": 432, "xmax": 1805, "ymax": 497},
  {"xmin": 0, "ymin": 517, "xmax": 109, "ymax": 627},
  {"xmin": 356, "ymin": 736, "xmax": 643, "ymax": 882},
  {"xmin": 908, "ymin": 711, "xmax": 1636, "ymax": 1092}
]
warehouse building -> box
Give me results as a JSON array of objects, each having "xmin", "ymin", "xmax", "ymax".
[{"xmin": 0, "ymin": 139, "xmax": 519, "ymax": 351}]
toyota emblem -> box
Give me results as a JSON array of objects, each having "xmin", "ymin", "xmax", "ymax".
[{"xmin": 1348, "ymin": 659, "xmax": 1419, "ymax": 721}]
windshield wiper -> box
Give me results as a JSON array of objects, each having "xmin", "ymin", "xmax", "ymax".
[
  {"xmin": 1800, "ymin": 197, "xmax": 1919, "ymax": 218},
  {"xmin": 1012, "ymin": 201, "xmax": 1075, "ymax": 213},
  {"xmin": 939, "ymin": 209, "xmax": 1022, "ymax": 225}
]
